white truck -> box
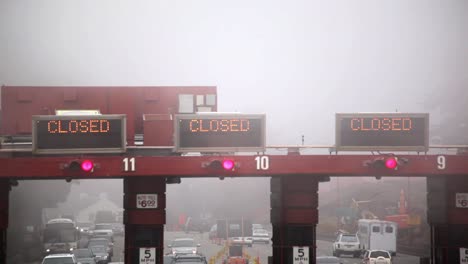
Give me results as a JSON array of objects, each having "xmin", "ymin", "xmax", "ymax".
[{"xmin": 357, "ymin": 219, "xmax": 398, "ymax": 256}]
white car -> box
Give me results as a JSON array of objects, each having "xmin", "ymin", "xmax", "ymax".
[
  {"xmin": 169, "ymin": 238, "xmax": 201, "ymax": 255},
  {"xmin": 362, "ymin": 250, "xmax": 392, "ymax": 264},
  {"xmin": 252, "ymin": 229, "xmax": 270, "ymax": 244},
  {"xmin": 229, "ymin": 237, "xmax": 253, "ymax": 247},
  {"xmin": 332, "ymin": 233, "xmax": 361, "ymax": 257},
  {"xmin": 42, "ymin": 253, "xmax": 77, "ymax": 264}
]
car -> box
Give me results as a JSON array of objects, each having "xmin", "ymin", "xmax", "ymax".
[
  {"xmin": 91, "ymin": 224, "xmax": 114, "ymax": 242},
  {"xmin": 90, "ymin": 245, "xmax": 111, "ymax": 264},
  {"xmin": 229, "ymin": 237, "xmax": 253, "ymax": 247},
  {"xmin": 252, "ymin": 229, "xmax": 270, "ymax": 244},
  {"xmin": 77, "ymin": 222, "xmax": 94, "ymax": 236},
  {"xmin": 88, "ymin": 238, "xmax": 114, "ymax": 258},
  {"xmin": 42, "ymin": 253, "xmax": 77, "ymax": 264},
  {"xmin": 252, "ymin": 224, "xmax": 264, "ymax": 231},
  {"xmin": 73, "ymin": 248, "xmax": 97, "ymax": 264},
  {"xmin": 362, "ymin": 250, "xmax": 392, "ymax": 264},
  {"xmin": 168, "ymin": 238, "xmax": 201, "ymax": 255},
  {"xmin": 332, "ymin": 233, "xmax": 361, "ymax": 258},
  {"xmin": 110, "ymin": 223, "xmax": 124, "ymax": 236},
  {"xmin": 316, "ymin": 256, "xmax": 342, "ymax": 264}
]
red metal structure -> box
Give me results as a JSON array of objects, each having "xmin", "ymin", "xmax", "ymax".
[{"xmin": 1, "ymin": 86, "xmax": 468, "ymax": 264}]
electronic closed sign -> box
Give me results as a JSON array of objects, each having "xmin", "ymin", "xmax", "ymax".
[
  {"xmin": 336, "ymin": 113, "xmax": 429, "ymax": 151},
  {"xmin": 32, "ymin": 115, "xmax": 126, "ymax": 154},
  {"xmin": 175, "ymin": 113, "xmax": 266, "ymax": 152}
]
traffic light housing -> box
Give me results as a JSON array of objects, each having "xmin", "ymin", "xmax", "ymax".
[
  {"xmin": 65, "ymin": 160, "xmax": 95, "ymax": 172},
  {"xmin": 364, "ymin": 156, "xmax": 408, "ymax": 170},
  {"xmin": 202, "ymin": 158, "xmax": 239, "ymax": 172}
]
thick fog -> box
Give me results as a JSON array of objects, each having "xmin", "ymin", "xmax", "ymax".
[{"xmin": 2, "ymin": 0, "xmax": 468, "ymax": 252}]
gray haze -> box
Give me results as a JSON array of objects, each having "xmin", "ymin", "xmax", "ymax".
[
  {"xmin": 2, "ymin": 0, "xmax": 468, "ymax": 252},
  {"xmin": 1, "ymin": 0, "xmax": 468, "ymax": 145}
]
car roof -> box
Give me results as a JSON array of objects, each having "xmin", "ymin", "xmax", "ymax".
[{"xmin": 44, "ymin": 254, "xmax": 74, "ymax": 258}]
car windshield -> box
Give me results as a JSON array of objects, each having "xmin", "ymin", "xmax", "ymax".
[
  {"xmin": 73, "ymin": 248, "xmax": 94, "ymax": 258},
  {"xmin": 90, "ymin": 245, "xmax": 107, "ymax": 254},
  {"xmin": 341, "ymin": 235, "xmax": 358, "ymax": 242},
  {"xmin": 43, "ymin": 229, "xmax": 76, "ymax": 243},
  {"xmin": 77, "ymin": 222, "xmax": 93, "ymax": 228},
  {"xmin": 172, "ymin": 239, "xmax": 195, "ymax": 247},
  {"xmin": 94, "ymin": 224, "xmax": 112, "ymax": 230},
  {"xmin": 88, "ymin": 239, "xmax": 109, "ymax": 247},
  {"xmin": 42, "ymin": 257, "xmax": 75, "ymax": 264},
  {"xmin": 254, "ymin": 229, "xmax": 268, "ymax": 234},
  {"xmin": 370, "ymin": 251, "xmax": 390, "ymax": 258}
]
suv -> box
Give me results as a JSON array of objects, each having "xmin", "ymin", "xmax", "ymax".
[
  {"xmin": 362, "ymin": 250, "xmax": 392, "ymax": 264},
  {"xmin": 332, "ymin": 233, "xmax": 361, "ymax": 257},
  {"xmin": 42, "ymin": 253, "xmax": 77, "ymax": 264}
]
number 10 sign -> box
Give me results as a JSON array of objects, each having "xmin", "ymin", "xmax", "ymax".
[{"xmin": 137, "ymin": 194, "xmax": 158, "ymax": 209}]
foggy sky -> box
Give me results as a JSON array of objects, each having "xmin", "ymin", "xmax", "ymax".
[
  {"xmin": 1, "ymin": 0, "xmax": 467, "ymax": 145},
  {"xmin": 2, "ymin": 0, "xmax": 468, "ymax": 233}
]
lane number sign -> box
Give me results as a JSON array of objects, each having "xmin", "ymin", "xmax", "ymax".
[
  {"xmin": 293, "ymin": 246, "xmax": 309, "ymax": 264},
  {"xmin": 456, "ymin": 193, "xmax": 468, "ymax": 208},
  {"xmin": 140, "ymin": 247, "xmax": 156, "ymax": 264},
  {"xmin": 137, "ymin": 194, "xmax": 158, "ymax": 209}
]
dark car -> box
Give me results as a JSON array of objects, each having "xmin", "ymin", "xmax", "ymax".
[
  {"xmin": 88, "ymin": 238, "xmax": 113, "ymax": 258},
  {"xmin": 73, "ymin": 248, "xmax": 96, "ymax": 264},
  {"xmin": 90, "ymin": 245, "xmax": 110, "ymax": 264}
]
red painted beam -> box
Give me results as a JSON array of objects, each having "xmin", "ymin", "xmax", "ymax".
[{"xmin": 0, "ymin": 154, "xmax": 466, "ymax": 179}]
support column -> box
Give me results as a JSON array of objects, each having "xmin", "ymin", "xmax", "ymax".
[
  {"xmin": 0, "ymin": 180, "xmax": 10, "ymax": 264},
  {"xmin": 124, "ymin": 177, "xmax": 166, "ymax": 264},
  {"xmin": 427, "ymin": 176, "xmax": 468, "ymax": 264},
  {"xmin": 271, "ymin": 176, "xmax": 318, "ymax": 264}
]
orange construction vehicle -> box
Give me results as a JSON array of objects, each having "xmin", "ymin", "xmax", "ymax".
[{"xmin": 222, "ymin": 245, "xmax": 249, "ymax": 264}]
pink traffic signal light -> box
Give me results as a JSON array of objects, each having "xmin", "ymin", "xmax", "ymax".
[
  {"xmin": 385, "ymin": 157, "xmax": 398, "ymax": 170},
  {"xmin": 80, "ymin": 160, "xmax": 94, "ymax": 172},
  {"xmin": 67, "ymin": 160, "xmax": 95, "ymax": 172},
  {"xmin": 203, "ymin": 159, "xmax": 238, "ymax": 171},
  {"xmin": 222, "ymin": 159, "xmax": 235, "ymax": 171}
]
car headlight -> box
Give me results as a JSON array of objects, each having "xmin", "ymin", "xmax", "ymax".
[
  {"xmin": 70, "ymin": 248, "xmax": 74, "ymax": 251},
  {"xmin": 46, "ymin": 249, "xmax": 50, "ymax": 252},
  {"xmin": 192, "ymin": 250, "xmax": 197, "ymax": 254},
  {"xmin": 80, "ymin": 228, "xmax": 84, "ymax": 232}
]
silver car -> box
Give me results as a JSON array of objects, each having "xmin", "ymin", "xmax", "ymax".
[{"xmin": 168, "ymin": 238, "xmax": 200, "ymax": 255}]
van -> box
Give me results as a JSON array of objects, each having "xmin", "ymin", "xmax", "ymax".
[{"xmin": 357, "ymin": 219, "xmax": 397, "ymax": 256}]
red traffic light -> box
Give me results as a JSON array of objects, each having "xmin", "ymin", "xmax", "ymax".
[
  {"xmin": 81, "ymin": 160, "xmax": 94, "ymax": 172},
  {"xmin": 222, "ymin": 159, "xmax": 235, "ymax": 171},
  {"xmin": 385, "ymin": 157, "xmax": 398, "ymax": 170}
]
